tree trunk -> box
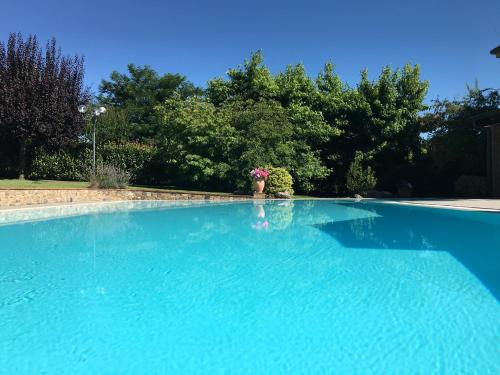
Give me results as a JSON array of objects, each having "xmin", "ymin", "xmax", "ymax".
[{"xmin": 18, "ymin": 139, "xmax": 26, "ymax": 180}]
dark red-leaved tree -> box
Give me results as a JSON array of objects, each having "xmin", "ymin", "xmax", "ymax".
[{"xmin": 0, "ymin": 32, "xmax": 90, "ymax": 178}]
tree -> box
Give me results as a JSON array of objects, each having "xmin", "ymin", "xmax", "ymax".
[
  {"xmin": 318, "ymin": 64, "xmax": 428, "ymax": 193},
  {"xmin": 154, "ymin": 96, "xmax": 237, "ymax": 189},
  {"xmin": 206, "ymin": 51, "xmax": 278, "ymax": 106},
  {"xmin": 0, "ymin": 32, "xmax": 90, "ymax": 178},
  {"xmin": 98, "ymin": 64, "xmax": 202, "ymax": 140},
  {"xmin": 346, "ymin": 152, "xmax": 377, "ymax": 195},
  {"xmin": 88, "ymin": 107, "xmax": 133, "ymax": 146},
  {"xmin": 421, "ymin": 86, "xmax": 500, "ymax": 194},
  {"xmin": 275, "ymin": 63, "xmax": 316, "ymax": 107},
  {"xmin": 206, "ymin": 53, "xmax": 334, "ymax": 193},
  {"xmin": 154, "ymin": 96, "xmax": 332, "ymax": 193}
]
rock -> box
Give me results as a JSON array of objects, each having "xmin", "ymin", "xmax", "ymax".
[
  {"xmin": 274, "ymin": 191, "xmax": 292, "ymax": 199},
  {"xmin": 397, "ymin": 180, "xmax": 413, "ymax": 197}
]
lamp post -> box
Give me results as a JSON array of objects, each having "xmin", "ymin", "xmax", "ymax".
[{"xmin": 78, "ymin": 105, "xmax": 106, "ymax": 174}]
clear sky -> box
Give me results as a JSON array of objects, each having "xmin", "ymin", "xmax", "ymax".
[{"xmin": 1, "ymin": 0, "xmax": 499, "ymax": 102}]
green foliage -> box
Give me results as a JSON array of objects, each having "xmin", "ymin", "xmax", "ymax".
[
  {"xmin": 225, "ymin": 51, "xmax": 278, "ymax": 101},
  {"xmin": 30, "ymin": 149, "xmax": 91, "ymax": 181},
  {"xmin": 203, "ymin": 54, "xmax": 336, "ymax": 193},
  {"xmin": 87, "ymin": 108, "xmax": 133, "ymax": 145},
  {"xmin": 275, "ymin": 64, "xmax": 316, "ymax": 107},
  {"xmin": 116, "ymin": 52, "xmax": 428, "ymax": 194},
  {"xmin": 230, "ymin": 100, "xmax": 296, "ymax": 188},
  {"xmin": 346, "ymin": 153, "xmax": 377, "ymax": 195},
  {"xmin": 90, "ymin": 164, "xmax": 130, "ymax": 189},
  {"xmin": 154, "ymin": 95, "xmax": 331, "ymax": 193},
  {"xmin": 421, "ymin": 87, "xmax": 499, "ymax": 194},
  {"xmin": 206, "ymin": 78, "xmax": 231, "ymax": 107},
  {"xmin": 30, "ymin": 143, "xmax": 155, "ymax": 183},
  {"xmin": 2, "ymin": 41, "xmax": 435, "ymax": 195},
  {"xmin": 265, "ymin": 167, "xmax": 294, "ymax": 196},
  {"xmin": 319, "ymin": 64, "xmax": 428, "ymax": 193},
  {"xmin": 154, "ymin": 97, "xmax": 236, "ymax": 189},
  {"xmin": 454, "ymin": 175, "xmax": 487, "ymax": 197},
  {"xmin": 0, "ymin": 33, "xmax": 90, "ymax": 177},
  {"xmin": 99, "ymin": 142, "xmax": 155, "ymax": 183},
  {"xmin": 98, "ymin": 64, "xmax": 202, "ymax": 140}
]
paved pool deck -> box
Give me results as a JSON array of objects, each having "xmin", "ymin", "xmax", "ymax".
[{"xmin": 380, "ymin": 198, "xmax": 500, "ymax": 212}]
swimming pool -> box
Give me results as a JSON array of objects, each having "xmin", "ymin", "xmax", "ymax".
[{"xmin": 1, "ymin": 200, "xmax": 499, "ymax": 374}]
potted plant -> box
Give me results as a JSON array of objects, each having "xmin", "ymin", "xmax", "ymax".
[{"xmin": 250, "ymin": 167, "xmax": 269, "ymax": 193}]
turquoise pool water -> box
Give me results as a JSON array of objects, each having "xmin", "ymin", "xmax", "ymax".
[{"xmin": 0, "ymin": 200, "xmax": 499, "ymax": 374}]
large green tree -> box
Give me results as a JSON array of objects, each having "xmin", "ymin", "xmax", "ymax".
[
  {"xmin": 227, "ymin": 99, "xmax": 330, "ymax": 192},
  {"xmin": 154, "ymin": 94, "xmax": 333, "ymax": 193},
  {"xmin": 98, "ymin": 64, "xmax": 202, "ymax": 140},
  {"xmin": 207, "ymin": 51, "xmax": 277, "ymax": 104},
  {"xmin": 154, "ymin": 96, "xmax": 236, "ymax": 189},
  {"xmin": 154, "ymin": 52, "xmax": 428, "ymax": 194},
  {"xmin": 204, "ymin": 52, "xmax": 334, "ymax": 192},
  {"xmin": 317, "ymin": 64, "xmax": 428, "ymax": 193}
]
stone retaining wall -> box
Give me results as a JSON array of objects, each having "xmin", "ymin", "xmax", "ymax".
[{"xmin": 0, "ymin": 189, "xmax": 250, "ymax": 208}]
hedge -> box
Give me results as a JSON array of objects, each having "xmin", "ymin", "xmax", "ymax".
[{"xmin": 30, "ymin": 142, "xmax": 156, "ymax": 183}]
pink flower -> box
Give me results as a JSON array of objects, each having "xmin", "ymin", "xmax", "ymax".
[
  {"xmin": 252, "ymin": 220, "xmax": 269, "ymax": 230},
  {"xmin": 250, "ymin": 168, "xmax": 269, "ymax": 180}
]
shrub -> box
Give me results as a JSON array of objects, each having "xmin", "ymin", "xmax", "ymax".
[
  {"xmin": 266, "ymin": 166, "xmax": 294, "ymax": 196},
  {"xmin": 346, "ymin": 155, "xmax": 377, "ymax": 196},
  {"xmin": 100, "ymin": 142, "xmax": 155, "ymax": 183},
  {"xmin": 454, "ymin": 175, "xmax": 487, "ymax": 197},
  {"xmin": 30, "ymin": 148, "xmax": 91, "ymax": 181},
  {"xmin": 29, "ymin": 142, "xmax": 155, "ymax": 183},
  {"xmin": 90, "ymin": 164, "xmax": 130, "ymax": 189}
]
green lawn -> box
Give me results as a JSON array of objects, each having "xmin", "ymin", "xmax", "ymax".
[{"xmin": 0, "ymin": 179, "xmax": 90, "ymax": 189}]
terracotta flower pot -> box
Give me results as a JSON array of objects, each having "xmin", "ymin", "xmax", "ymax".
[{"xmin": 253, "ymin": 178, "xmax": 265, "ymax": 193}]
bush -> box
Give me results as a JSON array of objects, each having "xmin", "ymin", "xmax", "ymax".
[
  {"xmin": 30, "ymin": 148, "xmax": 91, "ymax": 181},
  {"xmin": 29, "ymin": 142, "xmax": 155, "ymax": 183},
  {"xmin": 454, "ymin": 175, "xmax": 487, "ymax": 197},
  {"xmin": 100, "ymin": 142, "xmax": 155, "ymax": 183},
  {"xmin": 266, "ymin": 166, "xmax": 294, "ymax": 196},
  {"xmin": 90, "ymin": 164, "xmax": 130, "ymax": 189},
  {"xmin": 346, "ymin": 156, "xmax": 377, "ymax": 196}
]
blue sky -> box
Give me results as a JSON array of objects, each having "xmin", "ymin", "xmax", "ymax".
[{"xmin": 1, "ymin": 0, "xmax": 499, "ymax": 102}]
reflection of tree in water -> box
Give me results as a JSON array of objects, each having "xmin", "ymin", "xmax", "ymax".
[
  {"xmin": 349, "ymin": 214, "xmax": 375, "ymax": 242},
  {"xmin": 27, "ymin": 212, "xmax": 139, "ymax": 249},
  {"xmin": 184, "ymin": 214, "xmax": 233, "ymax": 243},
  {"xmin": 292, "ymin": 200, "xmax": 376, "ymax": 228},
  {"xmin": 20, "ymin": 205, "xmax": 237, "ymax": 255},
  {"xmin": 263, "ymin": 201, "xmax": 294, "ymax": 231}
]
